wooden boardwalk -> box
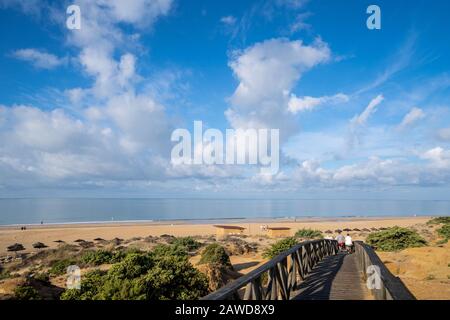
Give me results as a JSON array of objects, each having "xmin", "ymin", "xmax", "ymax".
[{"xmin": 292, "ymin": 252, "xmax": 372, "ymax": 300}]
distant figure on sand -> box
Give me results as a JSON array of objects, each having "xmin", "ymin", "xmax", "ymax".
[
  {"xmin": 335, "ymin": 231, "xmax": 345, "ymax": 251},
  {"xmin": 345, "ymin": 233, "xmax": 353, "ymax": 253}
]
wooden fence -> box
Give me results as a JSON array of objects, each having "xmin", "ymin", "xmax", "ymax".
[{"xmin": 202, "ymin": 239, "xmax": 338, "ymax": 300}]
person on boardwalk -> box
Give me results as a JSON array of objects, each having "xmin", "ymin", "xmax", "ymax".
[
  {"xmin": 335, "ymin": 231, "xmax": 345, "ymax": 251},
  {"xmin": 345, "ymin": 233, "xmax": 353, "ymax": 253}
]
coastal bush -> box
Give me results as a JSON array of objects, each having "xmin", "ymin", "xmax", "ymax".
[
  {"xmin": 262, "ymin": 237, "xmax": 298, "ymax": 259},
  {"xmin": 198, "ymin": 243, "xmax": 232, "ymax": 268},
  {"xmin": 33, "ymin": 272, "xmax": 50, "ymax": 284},
  {"xmin": 295, "ymin": 228, "xmax": 323, "ymax": 239},
  {"xmin": 437, "ymin": 224, "xmax": 450, "ymax": 241},
  {"xmin": 14, "ymin": 286, "xmax": 41, "ymax": 300},
  {"xmin": 61, "ymin": 245, "xmax": 208, "ymax": 300},
  {"xmin": 170, "ymin": 237, "xmax": 201, "ymax": 251},
  {"xmin": 49, "ymin": 258, "xmax": 78, "ymax": 276},
  {"xmin": 427, "ymin": 217, "xmax": 450, "ymax": 225},
  {"xmin": 60, "ymin": 269, "xmax": 106, "ymax": 300},
  {"xmin": 366, "ymin": 227, "xmax": 427, "ymax": 251},
  {"xmin": 81, "ymin": 250, "xmax": 125, "ymax": 266}
]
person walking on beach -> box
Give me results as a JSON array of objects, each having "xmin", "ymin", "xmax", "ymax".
[
  {"xmin": 345, "ymin": 233, "xmax": 353, "ymax": 254},
  {"xmin": 336, "ymin": 232, "xmax": 345, "ymax": 251}
]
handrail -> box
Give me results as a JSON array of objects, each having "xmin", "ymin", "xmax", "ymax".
[
  {"xmin": 202, "ymin": 239, "xmax": 338, "ymax": 300},
  {"xmin": 353, "ymin": 241, "xmax": 415, "ymax": 300}
]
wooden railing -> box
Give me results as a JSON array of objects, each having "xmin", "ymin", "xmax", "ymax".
[
  {"xmin": 354, "ymin": 241, "xmax": 415, "ymax": 300},
  {"xmin": 202, "ymin": 239, "xmax": 338, "ymax": 300}
]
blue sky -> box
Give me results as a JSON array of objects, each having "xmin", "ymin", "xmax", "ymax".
[{"xmin": 1, "ymin": 0, "xmax": 450, "ymax": 199}]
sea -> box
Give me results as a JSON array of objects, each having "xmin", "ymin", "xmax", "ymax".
[{"xmin": 0, "ymin": 198, "xmax": 449, "ymax": 226}]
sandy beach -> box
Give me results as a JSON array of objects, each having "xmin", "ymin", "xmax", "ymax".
[{"xmin": 0, "ymin": 216, "xmax": 431, "ymax": 256}]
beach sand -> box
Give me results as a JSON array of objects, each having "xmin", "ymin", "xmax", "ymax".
[{"xmin": 0, "ymin": 216, "xmax": 431, "ymax": 256}]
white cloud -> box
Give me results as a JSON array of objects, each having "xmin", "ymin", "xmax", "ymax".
[
  {"xmin": 288, "ymin": 93, "xmax": 348, "ymax": 114},
  {"xmin": 347, "ymin": 95, "xmax": 384, "ymax": 149},
  {"xmin": 13, "ymin": 48, "xmax": 66, "ymax": 69},
  {"xmin": 398, "ymin": 107, "xmax": 425, "ymax": 129},
  {"xmin": 351, "ymin": 94, "xmax": 384, "ymax": 127},
  {"xmin": 226, "ymin": 37, "xmax": 330, "ymax": 139},
  {"xmin": 421, "ymin": 147, "xmax": 450, "ymax": 169},
  {"xmin": 221, "ymin": 15, "xmax": 236, "ymax": 25}
]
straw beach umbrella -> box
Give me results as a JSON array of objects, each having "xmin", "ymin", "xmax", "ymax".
[
  {"xmin": 7, "ymin": 243, "xmax": 25, "ymax": 256},
  {"xmin": 362, "ymin": 228, "xmax": 371, "ymax": 232},
  {"xmin": 74, "ymin": 239, "xmax": 85, "ymax": 243},
  {"xmin": 32, "ymin": 242, "xmax": 47, "ymax": 249},
  {"xmin": 324, "ymin": 230, "xmax": 333, "ymax": 234},
  {"xmin": 371, "ymin": 228, "xmax": 379, "ymax": 231},
  {"xmin": 343, "ymin": 228, "xmax": 352, "ymax": 232},
  {"xmin": 352, "ymin": 228, "xmax": 361, "ymax": 232},
  {"xmin": 334, "ymin": 229, "xmax": 342, "ymax": 233}
]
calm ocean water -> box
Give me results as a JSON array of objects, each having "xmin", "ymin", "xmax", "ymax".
[{"xmin": 0, "ymin": 198, "xmax": 449, "ymax": 225}]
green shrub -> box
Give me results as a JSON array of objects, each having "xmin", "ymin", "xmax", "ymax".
[
  {"xmin": 60, "ymin": 269, "xmax": 106, "ymax": 300},
  {"xmin": 14, "ymin": 286, "xmax": 41, "ymax": 300},
  {"xmin": 262, "ymin": 237, "xmax": 298, "ymax": 259},
  {"xmin": 366, "ymin": 226, "xmax": 427, "ymax": 251},
  {"xmin": 0, "ymin": 269, "xmax": 11, "ymax": 280},
  {"xmin": 198, "ymin": 243, "xmax": 232, "ymax": 267},
  {"xmin": 49, "ymin": 259, "xmax": 77, "ymax": 276},
  {"xmin": 33, "ymin": 272, "xmax": 50, "ymax": 284},
  {"xmin": 437, "ymin": 224, "xmax": 450, "ymax": 241},
  {"xmin": 170, "ymin": 237, "xmax": 201, "ymax": 251},
  {"xmin": 295, "ymin": 228, "xmax": 323, "ymax": 239},
  {"xmin": 61, "ymin": 246, "xmax": 208, "ymax": 300},
  {"xmin": 427, "ymin": 216, "xmax": 450, "ymax": 225},
  {"xmin": 81, "ymin": 250, "xmax": 125, "ymax": 266}
]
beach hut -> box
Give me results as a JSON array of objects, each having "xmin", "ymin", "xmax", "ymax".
[
  {"xmin": 267, "ymin": 227, "xmax": 291, "ymax": 238},
  {"xmin": 214, "ymin": 225, "xmax": 246, "ymax": 239}
]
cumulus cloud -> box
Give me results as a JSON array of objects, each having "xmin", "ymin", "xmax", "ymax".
[
  {"xmin": 226, "ymin": 37, "xmax": 330, "ymax": 139},
  {"xmin": 288, "ymin": 93, "xmax": 348, "ymax": 114},
  {"xmin": 398, "ymin": 107, "xmax": 425, "ymax": 129},
  {"xmin": 12, "ymin": 48, "xmax": 67, "ymax": 69}
]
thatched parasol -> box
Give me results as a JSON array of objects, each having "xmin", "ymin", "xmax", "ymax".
[
  {"xmin": 343, "ymin": 228, "xmax": 352, "ymax": 232},
  {"xmin": 93, "ymin": 238, "xmax": 105, "ymax": 241},
  {"xmin": 54, "ymin": 240, "xmax": 65, "ymax": 244},
  {"xmin": 371, "ymin": 228, "xmax": 379, "ymax": 231},
  {"xmin": 7, "ymin": 243, "xmax": 25, "ymax": 256},
  {"xmin": 362, "ymin": 228, "xmax": 371, "ymax": 232},
  {"xmin": 379, "ymin": 227, "xmax": 387, "ymax": 230},
  {"xmin": 32, "ymin": 242, "xmax": 47, "ymax": 249},
  {"xmin": 78, "ymin": 241, "xmax": 94, "ymax": 248},
  {"xmin": 324, "ymin": 230, "xmax": 333, "ymax": 234},
  {"xmin": 74, "ymin": 239, "xmax": 85, "ymax": 243},
  {"xmin": 334, "ymin": 229, "xmax": 342, "ymax": 233},
  {"xmin": 352, "ymin": 228, "xmax": 361, "ymax": 232}
]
